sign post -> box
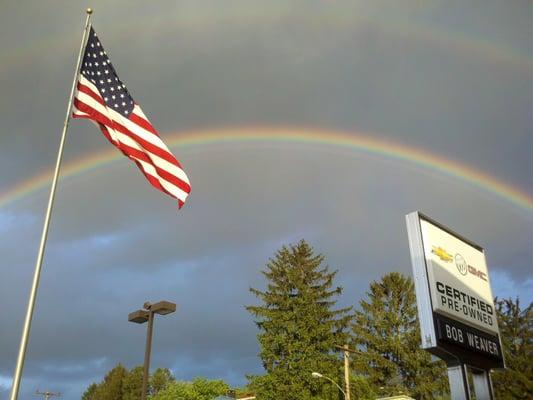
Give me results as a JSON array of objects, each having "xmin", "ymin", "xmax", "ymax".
[{"xmin": 406, "ymin": 212, "xmax": 504, "ymax": 400}]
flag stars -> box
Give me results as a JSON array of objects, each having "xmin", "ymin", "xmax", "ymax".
[{"xmin": 80, "ymin": 29, "xmax": 134, "ymax": 117}]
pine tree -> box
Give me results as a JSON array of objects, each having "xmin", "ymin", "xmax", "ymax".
[
  {"xmin": 246, "ymin": 240, "xmax": 351, "ymax": 400},
  {"xmin": 350, "ymin": 272, "xmax": 447, "ymax": 399},
  {"xmin": 491, "ymin": 297, "xmax": 533, "ymax": 399}
]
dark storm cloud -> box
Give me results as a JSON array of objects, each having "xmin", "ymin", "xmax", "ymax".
[
  {"xmin": 2, "ymin": 150, "xmax": 531, "ymax": 369},
  {"xmin": 3, "ymin": 1, "xmax": 532, "ymax": 178},
  {"xmin": 1, "ymin": 1, "xmax": 531, "ymax": 399}
]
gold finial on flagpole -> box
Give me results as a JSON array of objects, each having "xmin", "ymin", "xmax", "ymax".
[{"xmin": 87, "ymin": 8, "xmax": 93, "ymax": 14}]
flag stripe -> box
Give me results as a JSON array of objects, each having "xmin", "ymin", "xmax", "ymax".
[
  {"xmin": 129, "ymin": 112, "xmax": 158, "ymax": 135},
  {"xmin": 74, "ymin": 90, "xmax": 191, "ymax": 186},
  {"xmin": 76, "ymin": 82, "xmax": 105, "ymax": 106},
  {"xmin": 74, "ymin": 99, "xmax": 190, "ymax": 199},
  {"xmin": 72, "ymin": 37, "xmax": 191, "ymax": 209},
  {"xmin": 75, "ymin": 78, "xmax": 190, "ymax": 182}
]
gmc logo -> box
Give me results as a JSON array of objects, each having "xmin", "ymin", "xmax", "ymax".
[{"xmin": 468, "ymin": 264, "xmax": 487, "ymax": 281}]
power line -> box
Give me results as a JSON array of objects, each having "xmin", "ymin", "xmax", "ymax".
[{"xmin": 35, "ymin": 390, "xmax": 61, "ymax": 400}]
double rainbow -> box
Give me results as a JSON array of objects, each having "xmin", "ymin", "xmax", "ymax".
[{"xmin": 1, "ymin": 127, "xmax": 531, "ymax": 212}]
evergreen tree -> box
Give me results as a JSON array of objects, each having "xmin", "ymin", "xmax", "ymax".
[
  {"xmin": 246, "ymin": 240, "xmax": 352, "ymax": 400},
  {"xmin": 350, "ymin": 272, "xmax": 447, "ymax": 399},
  {"xmin": 349, "ymin": 375, "xmax": 377, "ymax": 400},
  {"xmin": 491, "ymin": 297, "xmax": 533, "ymax": 399}
]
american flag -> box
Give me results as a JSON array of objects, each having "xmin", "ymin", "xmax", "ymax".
[{"xmin": 73, "ymin": 27, "xmax": 191, "ymax": 208}]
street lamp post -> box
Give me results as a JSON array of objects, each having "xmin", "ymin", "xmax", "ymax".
[
  {"xmin": 128, "ymin": 301, "xmax": 176, "ymax": 400},
  {"xmin": 311, "ymin": 372, "xmax": 347, "ymax": 398}
]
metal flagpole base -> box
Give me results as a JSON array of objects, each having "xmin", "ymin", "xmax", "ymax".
[{"xmin": 447, "ymin": 364, "xmax": 471, "ymax": 400}]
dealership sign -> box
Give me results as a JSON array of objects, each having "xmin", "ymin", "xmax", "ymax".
[{"xmin": 406, "ymin": 212, "xmax": 504, "ymax": 369}]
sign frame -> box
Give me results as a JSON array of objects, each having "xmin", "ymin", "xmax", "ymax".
[{"xmin": 406, "ymin": 211, "xmax": 505, "ymax": 370}]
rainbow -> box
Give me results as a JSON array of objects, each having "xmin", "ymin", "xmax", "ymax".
[
  {"xmin": 2, "ymin": 11, "xmax": 532, "ymax": 76},
  {"xmin": 1, "ymin": 127, "xmax": 531, "ymax": 211}
]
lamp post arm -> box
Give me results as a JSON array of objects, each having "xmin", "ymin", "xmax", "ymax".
[{"xmin": 321, "ymin": 374, "xmax": 346, "ymax": 397}]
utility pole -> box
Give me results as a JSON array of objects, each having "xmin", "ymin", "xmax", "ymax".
[
  {"xmin": 35, "ymin": 390, "xmax": 61, "ymax": 400},
  {"xmin": 335, "ymin": 344, "xmax": 358, "ymax": 400}
]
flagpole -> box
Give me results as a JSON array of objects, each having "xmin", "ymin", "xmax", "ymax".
[{"xmin": 9, "ymin": 9, "xmax": 93, "ymax": 400}]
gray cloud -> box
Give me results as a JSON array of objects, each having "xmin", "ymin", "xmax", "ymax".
[{"xmin": 1, "ymin": 1, "xmax": 532, "ymax": 399}]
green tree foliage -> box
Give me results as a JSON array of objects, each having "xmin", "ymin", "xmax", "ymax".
[
  {"xmin": 122, "ymin": 366, "xmax": 143, "ymax": 400},
  {"xmin": 247, "ymin": 240, "xmax": 352, "ymax": 400},
  {"xmin": 81, "ymin": 383, "xmax": 98, "ymax": 400},
  {"xmin": 100, "ymin": 364, "xmax": 128, "ymax": 400},
  {"xmin": 150, "ymin": 368, "xmax": 175, "ymax": 396},
  {"xmin": 150, "ymin": 377, "xmax": 229, "ymax": 400},
  {"xmin": 81, "ymin": 364, "xmax": 175, "ymax": 400},
  {"xmin": 81, "ymin": 364, "xmax": 128, "ymax": 400},
  {"xmin": 492, "ymin": 297, "xmax": 533, "ymax": 399},
  {"xmin": 349, "ymin": 374, "xmax": 377, "ymax": 400},
  {"xmin": 350, "ymin": 272, "xmax": 447, "ymax": 399}
]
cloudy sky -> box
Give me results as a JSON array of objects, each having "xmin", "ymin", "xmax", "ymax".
[{"xmin": 1, "ymin": 1, "xmax": 532, "ymax": 398}]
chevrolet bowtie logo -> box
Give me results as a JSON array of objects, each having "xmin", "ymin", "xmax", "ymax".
[{"xmin": 432, "ymin": 246, "xmax": 453, "ymax": 262}]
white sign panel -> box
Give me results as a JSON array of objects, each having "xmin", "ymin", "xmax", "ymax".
[
  {"xmin": 420, "ymin": 218, "xmax": 497, "ymax": 335},
  {"xmin": 406, "ymin": 212, "xmax": 504, "ymax": 369}
]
